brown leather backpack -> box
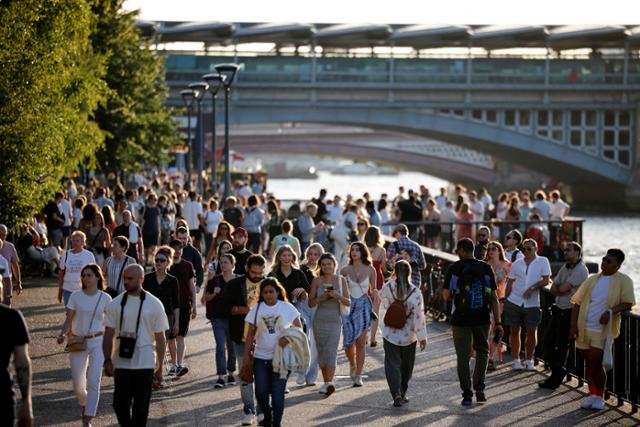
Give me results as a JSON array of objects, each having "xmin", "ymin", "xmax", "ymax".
[{"xmin": 383, "ymin": 286, "xmax": 416, "ymax": 329}]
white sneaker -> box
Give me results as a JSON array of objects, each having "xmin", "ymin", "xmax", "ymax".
[
  {"xmin": 590, "ymin": 397, "xmax": 606, "ymax": 411},
  {"xmin": 318, "ymin": 383, "xmax": 329, "ymax": 394},
  {"xmin": 296, "ymin": 373, "xmax": 306, "ymax": 385},
  {"xmin": 353, "ymin": 375, "xmax": 363, "ymax": 387},
  {"xmin": 513, "ymin": 360, "xmax": 523, "ymax": 371},
  {"xmin": 241, "ymin": 413, "xmax": 255, "ymax": 426},
  {"xmin": 580, "ymin": 395, "xmax": 597, "ymax": 409},
  {"xmin": 524, "ymin": 360, "xmax": 535, "ymax": 371}
]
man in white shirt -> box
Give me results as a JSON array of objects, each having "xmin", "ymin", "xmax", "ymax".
[
  {"xmin": 439, "ymin": 201, "xmax": 457, "ymax": 252},
  {"xmin": 182, "ymin": 191, "xmax": 203, "ymax": 251},
  {"xmin": 549, "ymin": 190, "xmax": 571, "ymax": 221},
  {"xmin": 532, "ymin": 190, "xmax": 552, "ymax": 220},
  {"xmin": 57, "ymin": 231, "xmax": 95, "ymax": 307},
  {"xmin": 103, "ymin": 264, "xmax": 168, "ymax": 426},
  {"xmin": 504, "ymin": 239, "xmax": 551, "ymax": 371},
  {"xmin": 57, "ymin": 192, "xmax": 73, "ymax": 249},
  {"xmin": 468, "ymin": 191, "xmax": 484, "ymax": 222},
  {"xmin": 435, "ymin": 187, "xmax": 448, "ymax": 211},
  {"xmin": 0, "ymin": 255, "xmax": 11, "ymax": 305}
]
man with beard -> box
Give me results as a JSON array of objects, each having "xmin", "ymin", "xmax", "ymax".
[
  {"xmin": 230, "ymin": 228, "xmax": 252, "ymax": 276},
  {"xmin": 474, "ymin": 226, "xmax": 491, "ymax": 260},
  {"xmin": 218, "ymin": 255, "xmax": 266, "ymax": 426}
]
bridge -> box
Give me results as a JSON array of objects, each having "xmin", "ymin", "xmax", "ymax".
[{"xmin": 143, "ymin": 22, "xmax": 640, "ymax": 207}]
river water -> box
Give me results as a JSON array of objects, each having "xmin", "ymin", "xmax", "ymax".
[{"xmin": 268, "ymin": 171, "xmax": 640, "ymax": 300}]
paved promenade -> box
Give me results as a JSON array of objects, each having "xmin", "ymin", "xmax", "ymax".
[{"xmin": 15, "ymin": 277, "xmax": 640, "ymax": 426}]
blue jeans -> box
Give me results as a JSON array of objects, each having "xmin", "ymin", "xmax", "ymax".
[
  {"xmin": 63, "ymin": 289, "xmax": 73, "ymax": 307},
  {"xmin": 296, "ymin": 301, "xmax": 318, "ymax": 384},
  {"xmin": 232, "ymin": 341, "xmax": 257, "ymax": 416},
  {"xmin": 254, "ymin": 358, "xmax": 287, "ymax": 427},
  {"xmin": 212, "ymin": 318, "xmax": 236, "ymax": 375}
]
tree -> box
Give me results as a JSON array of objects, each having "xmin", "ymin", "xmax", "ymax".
[
  {"xmin": 91, "ymin": 0, "xmax": 179, "ymax": 177},
  {"xmin": 0, "ymin": 0, "xmax": 106, "ymax": 227}
]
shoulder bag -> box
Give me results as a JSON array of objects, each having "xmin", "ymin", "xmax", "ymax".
[
  {"xmin": 239, "ymin": 302, "xmax": 260, "ymax": 383},
  {"xmin": 65, "ymin": 293, "xmax": 103, "ymax": 352},
  {"xmin": 338, "ymin": 276, "xmax": 351, "ymax": 317}
]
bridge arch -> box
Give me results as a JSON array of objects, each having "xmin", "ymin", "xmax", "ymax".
[{"xmin": 229, "ymin": 105, "xmax": 631, "ymax": 185}]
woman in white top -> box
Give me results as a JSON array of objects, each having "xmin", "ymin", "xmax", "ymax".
[
  {"xmin": 57, "ymin": 264, "xmax": 112, "ymax": 427},
  {"xmin": 341, "ymin": 242, "xmax": 376, "ymax": 387},
  {"xmin": 380, "ymin": 260, "xmax": 427, "ymax": 407},
  {"xmin": 102, "ymin": 236, "xmax": 136, "ymax": 297},
  {"xmin": 202, "ymin": 198, "xmax": 224, "ymax": 255},
  {"xmin": 243, "ymin": 278, "xmax": 302, "ymax": 427},
  {"xmin": 331, "ymin": 204, "xmax": 358, "ymax": 268}
]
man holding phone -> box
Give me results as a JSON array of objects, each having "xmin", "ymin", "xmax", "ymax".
[{"xmin": 103, "ymin": 264, "xmax": 168, "ymax": 426}]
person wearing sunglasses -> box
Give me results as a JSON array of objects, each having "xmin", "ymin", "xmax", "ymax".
[
  {"xmin": 539, "ymin": 242, "xmax": 588, "ymax": 389},
  {"xmin": 504, "ymin": 239, "xmax": 551, "ymax": 371},
  {"xmin": 569, "ymin": 249, "xmax": 635, "ymax": 411},
  {"xmin": 503, "ymin": 230, "xmax": 524, "ymax": 263}
]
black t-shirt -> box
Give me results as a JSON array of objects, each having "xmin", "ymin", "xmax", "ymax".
[
  {"xmin": 181, "ymin": 245, "xmax": 204, "ymax": 289},
  {"xmin": 169, "ymin": 260, "xmax": 195, "ymax": 309},
  {"xmin": 443, "ymin": 258, "xmax": 497, "ymax": 327},
  {"xmin": 230, "ymin": 248, "xmax": 252, "ymax": 275},
  {"xmin": 113, "ymin": 224, "xmax": 142, "ymax": 260},
  {"xmin": 223, "ymin": 207, "xmax": 244, "ymax": 229},
  {"xmin": 142, "ymin": 272, "xmax": 180, "ymax": 316},
  {"xmin": 44, "ymin": 201, "xmax": 63, "ymax": 230},
  {"xmin": 0, "ymin": 306, "xmax": 29, "ymax": 402},
  {"xmin": 269, "ymin": 268, "xmax": 310, "ymax": 302}
]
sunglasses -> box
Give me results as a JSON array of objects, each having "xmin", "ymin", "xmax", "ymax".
[{"xmin": 155, "ymin": 258, "xmax": 167, "ymax": 263}]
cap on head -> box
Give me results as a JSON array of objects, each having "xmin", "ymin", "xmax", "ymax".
[{"xmin": 233, "ymin": 227, "xmax": 248, "ymax": 238}]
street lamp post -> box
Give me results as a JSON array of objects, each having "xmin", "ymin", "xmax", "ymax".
[
  {"xmin": 188, "ymin": 82, "xmax": 208, "ymax": 195},
  {"xmin": 214, "ymin": 63, "xmax": 240, "ymax": 199},
  {"xmin": 202, "ymin": 73, "xmax": 225, "ymax": 196},
  {"xmin": 180, "ymin": 89, "xmax": 197, "ymax": 190}
]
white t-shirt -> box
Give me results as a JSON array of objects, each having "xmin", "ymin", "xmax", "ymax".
[
  {"xmin": 533, "ymin": 200, "xmax": 552, "ymax": 220},
  {"xmin": 203, "ymin": 210, "xmax": 224, "ymax": 234},
  {"xmin": 67, "ymin": 290, "xmax": 112, "ymax": 336},
  {"xmin": 435, "ymin": 195, "xmax": 448, "ymax": 210},
  {"xmin": 62, "ymin": 250, "xmax": 96, "ymax": 293},
  {"xmin": 504, "ymin": 248, "xmax": 525, "ymax": 263},
  {"xmin": 586, "ymin": 275, "xmax": 611, "ymax": 332},
  {"xmin": 507, "ymin": 256, "xmax": 551, "ymax": 308},
  {"xmin": 182, "ymin": 200, "xmax": 203, "ymax": 230},
  {"xmin": 58, "ymin": 200, "xmax": 72, "ymax": 227},
  {"xmin": 470, "ymin": 200, "xmax": 484, "ymax": 221},
  {"xmin": 327, "ymin": 205, "xmax": 343, "ymax": 224},
  {"xmin": 105, "ymin": 291, "xmax": 169, "ymax": 370},
  {"xmin": 246, "ymin": 300, "xmax": 300, "ymax": 360},
  {"xmin": 550, "ymin": 199, "xmax": 570, "ymax": 221},
  {"xmin": 0, "ymin": 255, "xmax": 10, "ymax": 279}
]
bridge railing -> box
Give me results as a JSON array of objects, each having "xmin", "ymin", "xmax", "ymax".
[
  {"xmin": 383, "ymin": 218, "xmax": 584, "ymax": 263},
  {"xmin": 400, "ymin": 238, "xmax": 639, "ymax": 413}
]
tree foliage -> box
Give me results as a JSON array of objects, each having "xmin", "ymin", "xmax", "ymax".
[
  {"xmin": 0, "ymin": 0, "xmax": 106, "ymax": 227},
  {"xmin": 92, "ymin": 0, "xmax": 179, "ymax": 176}
]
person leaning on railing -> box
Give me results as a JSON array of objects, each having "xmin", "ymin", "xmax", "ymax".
[{"xmin": 569, "ymin": 248, "xmax": 635, "ymax": 411}]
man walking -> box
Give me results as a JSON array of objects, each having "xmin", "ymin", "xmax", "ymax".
[
  {"xmin": 103, "ymin": 264, "xmax": 168, "ymax": 427},
  {"xmin": 504, "ymin": 239, "xmax": 551, "ymax": 371},
  {"xmin": 443, "ymin": 238, "xmax": 502, "ymax": 406},
  {"xmin": 570, "ymin": 249, "xmax": 635, "ymax": 410},
  {"xmin": 58, "ymin": 231, "xmax": 95, "ymax": 306},
  {"xmin": 539, "ymin": 242, "xmax": 588, "ymax": 389},
  {"xmin": 176, "ymin": 227, "xmax": 204, "ymax": 293},
  {"xmin": 1, "ymin": 224, "xmax": 23, "ymax": 300},
  {"xmin": 113, "ymin": 211, "xmax": 144, "ymax": 263},
  {"xmin": 387, "ymin": 224, "xmax": 426, "ymax": 287},
  {"xmin": 229, "ymin": 228, "xmax": 252, "ymax": 276},
  {"xmin": 218, "ymin": 255, "xmax": 266, "ymax": 426}
]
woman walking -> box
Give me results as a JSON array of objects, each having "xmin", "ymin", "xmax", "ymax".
[
  {"xmin": 243, "ymin": 278, "xmax": 302, "ymax": 427},
  {"xmin": 102, "ymin": 236, "xmax": 136, "ymax": 298},
  {"xmin": 203, "ymin": 253, "xmax": 237, "ymax": 388},
  {"xmin": 309, "ymin": 253, "xmax": 350, "ymax": 396},
  {"xmin": 365, "ymin": 226, "xmax": 387, "ymax": 347},
  {"xmin": 202, "ymin": 198, "xmax": 224, "ymax": 254},
  {"xmin": 141, "ymin": 194, "xmax": 162, "ymax": 266},
  {"xmin": 485, "ymin": 241, "xmax": 511, "ymax": 370},
  {"xmin": 57, "ymin": 264, "xmax": 112, "ymax": 426},
  {"xmin": 87, "ymin": 212, "xmax": 111, "ymax": 266},
  {"xmin": 380, "ymin": 260, "xmax": 427, "ymax": 407},
  {"xmin": 204, "ymin": 221, "xmax": 234, "ymax": 268},
  {"xmin": 207, "ymin": 240, "xmax": 232, "ymax": 281},
  {"xmin": 341, "ymin": 242, "xmax": 376, "ymax": 387}
]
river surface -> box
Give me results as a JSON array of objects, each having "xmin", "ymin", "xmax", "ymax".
[{"xmin": 268, "ymin": 171, "xmax": 640, "ymax": 300}]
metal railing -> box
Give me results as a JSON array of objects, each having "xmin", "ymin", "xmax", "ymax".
[{"xmin": 409, "ymin": 240, "xmax": 639, "ymax": 413}]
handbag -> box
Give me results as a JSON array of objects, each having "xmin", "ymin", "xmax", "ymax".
[
  {"xmin": 239, "ymin": 302, "xmax": 260, "ymax": 384},
  {"xmin": 65, "ymin": 293, "xmax": 103, "ymax": 352},
  {"xmin": 603, "ymin": 309, "xmax": 614, "ymax": 371},
  {"xmin": 337, "ymin": 277, "xmax": 351, "ymax": 317}
]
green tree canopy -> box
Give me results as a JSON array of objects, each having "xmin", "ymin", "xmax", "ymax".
[
  {"xmin": 0, "ymin": 0, "xmax": 106, "ymax": 227},
  {"xmin": 92, "ymin": 0, "xmax": 179, "ymax": 177}
]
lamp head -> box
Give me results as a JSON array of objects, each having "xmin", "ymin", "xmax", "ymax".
[
  {"xmin": 188, "ymin": 82, "xmax": 209, "ymax": 100},
  {"xmin": 214, "ymin": 63, "xmax": 240, "ymax": 87},
  {"xmin": 180, "ymin": 89, "xmax": 197, "ymax": 107},
  {"xmin": 202, "ymin": 73, "xmax": 225, "ymax": 95}
]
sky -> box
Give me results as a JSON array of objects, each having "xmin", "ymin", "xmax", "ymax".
[{"xmin": 123, "ymin": 0, "xmax": 640, "ymax": 24}]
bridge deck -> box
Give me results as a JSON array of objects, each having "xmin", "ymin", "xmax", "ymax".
[{"xmin": 20, "ymin": 277, "xmax": 639, "ymax": 426}]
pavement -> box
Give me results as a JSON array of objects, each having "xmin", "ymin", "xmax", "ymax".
[{"xmin": 13, "ymin": 276, "xmax": 640, "ymax": 426}]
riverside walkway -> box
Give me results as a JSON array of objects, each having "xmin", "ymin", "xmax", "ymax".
[{"xmin": 17, "ymin": 277, "xmax": 639, "ymax": 426}]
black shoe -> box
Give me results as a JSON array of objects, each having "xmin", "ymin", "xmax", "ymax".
[
  {"xmin": 176, "ymin": 366, "xmax": 189, "ymax": 377},
  {"xmin": 401, "ymin": 395, "xmax": 409, "ymax": 404},
  {"xmin": 214, "ymin": 378, "xmax": 226, "ymax": 389},
  {"xmin": 538, "ymin": 380, "xmax": 560, "ymax": 389},
  {"xmin": 393, "ymin": 395, "xmax": 403, "ymax": 407},
  {"xmin": 227, "ymin": 374, "xmax": 236, "ymax": 385},
  {"xmin": 476, "ymin": 391, "xmax": 487, "ymax": 403}
]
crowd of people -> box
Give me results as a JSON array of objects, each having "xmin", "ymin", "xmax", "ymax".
[{"xmin": 0, "ymin": 173, "xmax": 635, "ymax": 427}]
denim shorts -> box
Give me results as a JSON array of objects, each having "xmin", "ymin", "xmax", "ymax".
[{"xmin": 503, "ymin": 300, "xmax": 542, "ymax": 328}]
